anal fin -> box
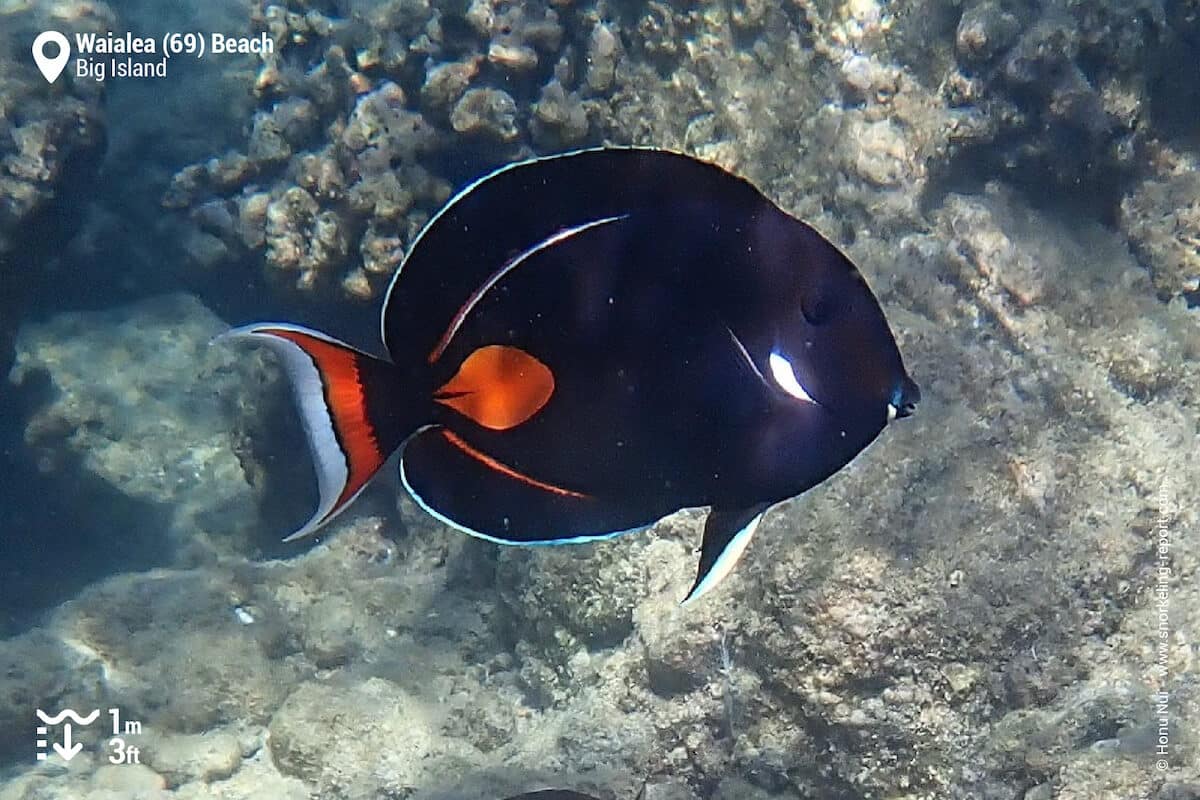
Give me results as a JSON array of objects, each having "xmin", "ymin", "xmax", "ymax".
[
  {"xmin": 400, "ymin": 426, "xmax": 659, "ymax": 545},
  {"xmin": 682, "ymin": 504, "xmax": 770, "ymax": 606}
]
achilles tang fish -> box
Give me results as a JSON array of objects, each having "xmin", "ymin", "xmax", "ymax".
[{"xmin": 228, "ymin": 148, "xmax": 920, "ymax": 604}]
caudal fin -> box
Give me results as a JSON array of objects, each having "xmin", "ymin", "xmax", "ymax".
[{"xmin": 222, "ymin": 323, "xmax": 416, "ymax": 541}]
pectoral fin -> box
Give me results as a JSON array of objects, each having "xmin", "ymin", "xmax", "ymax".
[{"xmin": 682, "ymin": 504, "xmax": 770, "ymax": 606}]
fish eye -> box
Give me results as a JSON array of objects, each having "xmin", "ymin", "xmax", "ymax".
[
  {"xmin": 768, "ymin": 351, "xmax": 817, "ymax": 404},
  {"xmin": 802, "ymin": 293, "xmax": 837, "ymax": 326}
]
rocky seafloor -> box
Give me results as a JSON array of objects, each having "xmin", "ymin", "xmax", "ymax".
[{"xmin": 2, "ymin": 0, "xmax": 1198, "ymax": 798}]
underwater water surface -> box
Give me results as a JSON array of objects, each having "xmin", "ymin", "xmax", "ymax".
[{"xmin": 0, "ymin": 0, "xmax": 1197, "ymax": 799}]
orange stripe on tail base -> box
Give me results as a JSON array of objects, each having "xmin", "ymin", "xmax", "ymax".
[
  {"xmin": 434, "ymin": 345, "xmax": 554, "ymax": 430},
  {"xmin": 440, "ymin": 429, "xmax": 588, "ymax": 498},
  {"xmin": 265, "ymin": 328, "xmax": 386, "ymax": 508}
]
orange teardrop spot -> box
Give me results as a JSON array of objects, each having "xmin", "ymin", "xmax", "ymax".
[{"xmin": 435, "ymin": 345, "xmax": 554, "ymax": 430}]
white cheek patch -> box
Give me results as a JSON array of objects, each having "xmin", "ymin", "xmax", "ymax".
[{"xmin": 768, "ymin": 351, "xmax": 818, "ymax": 405}]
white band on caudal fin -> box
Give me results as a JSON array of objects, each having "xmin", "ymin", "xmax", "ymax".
[{"xmin": 220, "ymin": 324, "xmax": 351, "ymax": 541}]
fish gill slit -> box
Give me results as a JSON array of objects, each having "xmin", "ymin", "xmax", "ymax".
[{"xmin": 726, "ymin": 326, "xmax": 766, "ymax": 384}]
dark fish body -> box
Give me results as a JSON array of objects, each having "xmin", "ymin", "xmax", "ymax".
[
  {"xmin": 501, "ymin": 793, "xmax": 603, "ymax": 800},
  {"xmin": 228, "ymin": 148, "xmax": 919, "ymax": 603}
]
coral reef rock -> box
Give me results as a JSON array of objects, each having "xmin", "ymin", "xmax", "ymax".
[
  {"xmin": 7, "ymin": 294, "xmax": 278, "ymax": 562},
  {"xmin": 0, "ymin": 0, "xmax": 109, "ymax": 378}
]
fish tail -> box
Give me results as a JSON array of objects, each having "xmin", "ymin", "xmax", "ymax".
[{"xmin": 221, "ymin": 323, "xmax": 419, "ymax": 541}]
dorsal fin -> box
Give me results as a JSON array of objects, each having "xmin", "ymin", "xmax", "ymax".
[{"xmin": 380, "ymin": 148, "xmax": 765, "ymax": 363}]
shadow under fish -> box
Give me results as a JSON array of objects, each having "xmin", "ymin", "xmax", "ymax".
[{"xmin": 225, "ymin": 148, "xmax": 920, "ymax": 604}]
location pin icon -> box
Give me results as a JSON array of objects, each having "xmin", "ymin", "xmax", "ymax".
[{"xmin": 32, "ymin": 31, "xmax": 71, "ymax": 84}]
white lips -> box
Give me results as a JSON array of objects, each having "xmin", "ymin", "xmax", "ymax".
[{"xmin": 768, "ymin": 351, "xmax": 817, "ymax": 404}]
